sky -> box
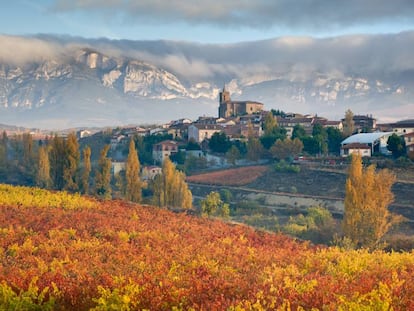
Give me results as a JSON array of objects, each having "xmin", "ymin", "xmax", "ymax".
[{"xmin": 1, "ymin": 0, "xmax": 414, "ymax": 43}]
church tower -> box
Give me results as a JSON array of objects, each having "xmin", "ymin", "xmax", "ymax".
[{"xmin": 219, "ymin": 85, "xmax": 231, "ymax": 103}]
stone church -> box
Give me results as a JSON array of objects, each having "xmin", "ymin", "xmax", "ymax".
[{"xmin": 218, "ymin": 86, "xmax": 264, "ymax": 118}]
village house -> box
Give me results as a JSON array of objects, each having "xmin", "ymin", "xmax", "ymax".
[
  {"xmin": 194, "ymin": 116, "xmax": 218, "ymax": 125},
  {"xmin": 150, "ymin": 127, "xmax": 167, "ymax": 136},
  {"xmin": 167, "ymin": 123, "xmax": 189, "ymax": 140},
  {"xmin": 187, "ymin": 124, "xmax": 224, "ymax": 143},
  {"xmin": 344, "ymin": 115, "xmax": 377, "ymax": 132},
  {"xmin": 110, "ymin": 135, "xmax": 128, "ymax": 150},
  {"xmin": 223, "ymin": 123, "xmax": 262, "ymax": 139},
  {"xmin": 239, "ymin": 113, "xmax": 263, "ymax": 125},
  {"xmin": 340, "ymin": 132, "xmax": 394, "ymax": 157},
  {"xmin": 390, "ymin": 119, "xmax": 414, "ymax": 135},
  {"xmin": 76, "ymin": 129, "xmax": 92, "ymax": 139},
  {"xmin": 403, "ymin": 132, "xmax": 414, "ymax": 155},
  {"xmin": 121, "ymin": 126, "xmax": 148, "ymax": 137},
  {"xmin": 152, "ymin": 140, "xmax": 180, "ymax": 163},
  {"xmin": 278, "ymin": 116, "xmax": 314, "ymax": 137},
  {"xmin": 312, "ymin": 118, "xmax": 343, "ymax": 131},
  {"xmin": 340, "ymin": 143, "xmax": 372, "ymax": 157}
]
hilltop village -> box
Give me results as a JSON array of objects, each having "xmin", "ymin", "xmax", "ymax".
[
  {"xmin": 96, "ymin": 86, "xmax": 413, "ymax": 172},
  {"xmin": 1, "ymin": 86, "xmax": 413, "ymax": 181}
]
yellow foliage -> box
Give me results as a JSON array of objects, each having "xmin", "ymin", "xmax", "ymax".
[
  {"xmin": 342, "ymin": 154, "xmax": 402, "ymax": 249},
  {"xmin": 0, "ymin": 184, "xmax": 97, "ymax": 209}
]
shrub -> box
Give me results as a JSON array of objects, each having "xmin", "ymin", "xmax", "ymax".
[{"xmin": 274, "ymin": 160, "xmax": 300, "ymax": 173}]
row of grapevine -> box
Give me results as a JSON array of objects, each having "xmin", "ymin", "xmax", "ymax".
[{"xmin": 0, "ymin": 185, "xmax": 413, "ymax": 309}]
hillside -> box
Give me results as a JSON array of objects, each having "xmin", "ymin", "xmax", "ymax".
[
  {"xmin": 0, "ymin": 185, "xmax": 414, "ymax": 310},
  {"xmin": 188, "ymin": 164, "xmax": 414, "ymax": 220}
]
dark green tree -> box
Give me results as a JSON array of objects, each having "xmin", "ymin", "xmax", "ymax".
[
  {"xmin": 326, "ymin": 127, "xmax": 344, "ymax": 155},
  {"xmin": 209, "ymin": 132, "xmax": 231, "ymax": 153},
  {"xmin": 270, "ymin": 109, "xmax": 286, "ymax": 118},
  {"xmin": 312, "ymin": 124, "xmax": 328, "ymax": 141},
  {"xmin": 0, "ymin": 131, "xmax": 7, "ymax": 176},
  {"xmin": 387, "ymin": 134, "xmax": 406, "ymax": 158},
  {"xmin": 302, "ymin": 136, "xmax": 320, "ymax": 155},
  {"xmin": 292, "ymin": 124, "xmax": 307, "ymax": 140},
  {"xmin": 312, "ymin": 124, "xmax": 328, "ymax": 155}
]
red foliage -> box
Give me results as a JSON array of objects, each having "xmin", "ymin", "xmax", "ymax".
[
  {"xmin": 186, "ymin": 166, "xmax": 268, "ymax": 186},
  {"xmin": 0, "ymin": 198, "xmax": 413, "ymax": 310}
]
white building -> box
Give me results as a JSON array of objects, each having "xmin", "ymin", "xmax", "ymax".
[
  {"xmin": 187, "ymin": 124, "xmax": 224, "ymax": 143},
  {"xmin": 152, "ymin": 140, "xmax": 180, "ymax": 163},
  {"xmin": 340, "ymin": 132, "xmax": 394, "ymax": 157}
]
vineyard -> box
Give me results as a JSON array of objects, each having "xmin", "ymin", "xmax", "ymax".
[
  {"xmin": 0, "ymin": 185, "xmax": 414, "ymax": 310},
  {"xmin": 186, "ymin": 166, "xmax": 268, "ymax": 186}
]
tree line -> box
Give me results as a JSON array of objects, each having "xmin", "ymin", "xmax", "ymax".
[{"xmin": 0, "ymin": 132, "xmax": 192, "ymax": 209}]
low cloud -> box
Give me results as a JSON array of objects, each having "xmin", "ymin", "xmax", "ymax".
[
  {"xmin": 0, "ymin": 35, "xmax": 63, "ymax": 65},
  {"xmin": 51, "ymin": 0, "xmax": 414, "ymax": 31},
  {"xmin": 1, "ymin": 32, "xmax": 414, "ymax": 81}
]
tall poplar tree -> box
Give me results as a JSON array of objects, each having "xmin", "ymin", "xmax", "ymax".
[
  {"xmin": 81, "ymin": 146, "xmax": 91, "ymax": 194},
  {"xmin": 263, "ymin": 111, "xmax": 277, "ymax": 136},
  {"xmin": 49, "ymin": 135, "xmax": 66, "ymax": 190},
  {"xmin": 342, "ymin": 154, "xmax": 403, "ymax": 249},
  {"xmin": 152, "ymin": 158, "xmax": 192, "ymax": 209},
  {"xmin": 343, "ymin": 109, "xmax": 355, "ymax": 137},
  {"xmin": 36, "ymin": 145, "xmax": 51, "ymax": 188},
  {"xmin": 125, "ymin": 139, "xmax": 142, "ymax": 203},
  {"xmin": 94, "ymin": 145, "xmax": 112, "ymax": 199},
  {"xmin": 63, "ymin": 132, "xmax": 80, "ymax": 192},
  {"xmin": 22, "ymin": 133, "xmax": 34, "ymax": 168},
  {"xmin": 0, "ymin": 131, "xmax": 7, "ymax": 174}
]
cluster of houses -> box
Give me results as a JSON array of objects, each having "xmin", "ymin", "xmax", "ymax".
[{"xmin": 104, "ymin": 86, "xmax": 414, "ymax": 176}]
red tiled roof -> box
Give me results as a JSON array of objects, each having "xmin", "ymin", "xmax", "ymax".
[{"xmin": 342, "ymin": 143, "xmax": 371, "ymax": 150}]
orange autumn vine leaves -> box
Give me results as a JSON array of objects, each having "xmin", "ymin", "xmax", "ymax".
[{"xmin": 0, "ymin": 184, "xmax": 414, "ymax": 310}]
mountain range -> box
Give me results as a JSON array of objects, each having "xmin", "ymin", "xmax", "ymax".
[{"xmin": 0, "ymin": 33, "xmax": 413, "ymax": 129}]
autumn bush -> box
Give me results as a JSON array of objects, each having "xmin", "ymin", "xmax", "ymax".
[
  {"xmin": 186, "ymin": 165, "xmax": 268, "ymax": 186},
  {"xmin": 0, "ymin": 184, "xmax": 97, "ymax": 209},
  {"xmin": 0, "ymin": 185, "xmax": 414, "ymax": 310}
]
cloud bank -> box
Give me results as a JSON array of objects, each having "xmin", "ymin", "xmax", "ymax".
[
  {"xmin": 1, "ymin": 32, "xmax": 414, "ymax": 81},
  {"xmin": 52, "ymin": 0, "xmax": 414, "ymax": 31}
]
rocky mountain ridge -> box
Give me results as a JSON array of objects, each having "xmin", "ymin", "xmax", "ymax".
[{"xmin": 0, "ymin": 37, "xmax": 413, "ymax": 129}]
